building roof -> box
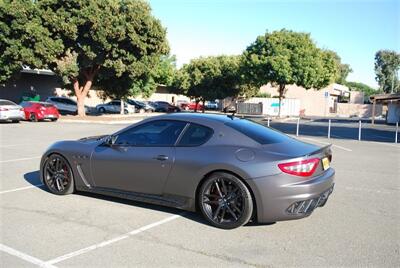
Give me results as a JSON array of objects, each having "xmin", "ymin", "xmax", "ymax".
[{"xmin": 369, "ymin": 93, "xmax": 400, "ymax": 102}]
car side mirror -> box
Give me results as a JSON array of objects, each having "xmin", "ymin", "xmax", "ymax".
[{"xmin": 104, "ymin": 135, "xmax": 118, "ymax": 146}]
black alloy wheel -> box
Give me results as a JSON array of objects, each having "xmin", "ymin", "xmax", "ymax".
[
  {"xmin": 198, "ymin": 172, "xmax": 253, "ymax": 229},
  {"xmin": 43, "ymin": 154, "xmax": 74, "ymax": 195}
]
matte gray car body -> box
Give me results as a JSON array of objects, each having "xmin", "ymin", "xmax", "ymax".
[{"xmin": 40, "ymin": 113, "xmax": 334, "ymax": 224}]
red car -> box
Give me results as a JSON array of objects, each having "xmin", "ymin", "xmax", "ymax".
[
  {"xmin": 181, "ymin": 102, "xmax": 204, "ymax": 111},
  {"xmin": 20, "ymin": 101, "xmax": 60, "ymax": 122}
]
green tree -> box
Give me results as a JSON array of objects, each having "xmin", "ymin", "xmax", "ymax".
[
  {"xmin": 1, "ymin": 0, "xmax": 169, "ymax": 116},
  {"xmin": 345, "ymin": 81, "xmax": 378, "ymax": 99},
  {"xmin": 172, "ymin": 55, "xmax": 243, "ymax": 112},
  {"xmin": 0, "ymin": 0, "xmax": 62, "ymax": 83},
  {"xmin": 242, "ymin": 29, "xmax": 339, "ymax": 117},
  {"xmin": 374, "ymin": 50, "xmax": 400, "ymax": 93}
]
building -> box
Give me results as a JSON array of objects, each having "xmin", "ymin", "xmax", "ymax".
[
  {"xmin": 259, "ymin": 83, "xmax": 382, "ymax": 118},
  {"xmin": 370, "ymin": 93, "xmax": 400, "ymax": 124}
]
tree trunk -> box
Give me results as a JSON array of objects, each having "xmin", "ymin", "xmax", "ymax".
[
  {"xmin": 202, "ymin": 99, "xmax": 205, "ymax": 113},
  {"xmin": 120, "ymin": 99, "xmax": 124, "ymax": 115},
  {"xmin": 72, "ymin": 66, "xmax": 99, "ymax": 117},
  {"xmin": 278, "ymin": 84, "xmax": 285, "ymax": 118},
  {"xmin": 194, "ymin": 99, "xmax": 199, "ymax": 113}
]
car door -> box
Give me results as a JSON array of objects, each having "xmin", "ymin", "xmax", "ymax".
[{"xmin": 90, "ymin": 120, "xmax": 187, "ymax": 195}]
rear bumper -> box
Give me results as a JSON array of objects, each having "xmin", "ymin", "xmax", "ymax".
[{"xmin": 247, "ymin": 168, "xmax": 335, "ymax": 223}]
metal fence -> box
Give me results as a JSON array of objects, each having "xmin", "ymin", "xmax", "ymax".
[
  {"xmin": 237, "ymin": 102, "xmax": 263, "ymax": 115},
  {"xmin": 260, "ymin": 118, "xmax": 399, "ymax": 144}
]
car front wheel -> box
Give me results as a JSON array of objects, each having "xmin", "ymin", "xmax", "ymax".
[
  {"xmin": 43, "ymin": 154, "xmax": 74, "ymax": 195},
  {"xmin": 198, "ymin": 172, "xmax": 253, "ymax": 229}
]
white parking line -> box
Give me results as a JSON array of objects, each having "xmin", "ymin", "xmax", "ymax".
[
  {"xmin": 301, "ymin": 137, "xmax": 353, "ymax": 152},
  {"xmin": 0, "ymin": 184, "xmax": 44, "ymax": 195},
  {"xmin": 0, "ymin": 156, "xmax": 41, "ymax": 163},
  {"xmin": 45, "ymin": 214, "xmax": 182, "ymax": 265},
  {"xmin": 0, "ymin": 243, "xmax": 57, "ymax": 268}
]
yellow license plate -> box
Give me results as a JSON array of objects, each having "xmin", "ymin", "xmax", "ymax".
[{"xmin": 322, "ymin": 157, "xmax": 330, "ymax": 170}]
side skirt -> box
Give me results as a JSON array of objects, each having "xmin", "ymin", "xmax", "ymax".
[{"xmin": 76, "ymin": 186, "xmax": 196, "ymax": 212}]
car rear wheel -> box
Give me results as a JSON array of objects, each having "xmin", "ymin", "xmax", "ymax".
[
  {"xmin": 198, "ymin": 172, "xmax": 253, "ymax": 229},
  {"xmin": 43, "ymin": 154, "xmax": 74, "ymax": 195},
  {"xmin": 29, "ymin": 113, "xmax": 38, "ymax": 122},
  {"xmin": 98, "ymin": 107, "xmax": 106, "ymax": 114}
]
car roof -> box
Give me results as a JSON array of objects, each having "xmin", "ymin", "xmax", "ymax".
[{"xmin": 155, "ymin": 112, "xmax": 240, "ymax": 124}]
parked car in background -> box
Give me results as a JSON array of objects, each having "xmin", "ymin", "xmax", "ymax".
[
  {"xmin": 223, "ymin": 103, "xmax": 237, "ymax": 113},
  {"xmin": 127, "ymin": 99, "xmax": 155, "ymax": 113},
  {"xmin": 20, "ymin": 101, "xmax": 60, "ymax": 122},
  {"xmin": 46, "ymin": 97, "xmax": 88, "ymax": 115},
  {"xmin": 0, "ymin": 99, "xmax": 25, "ymax": 123},
  {"xmin": 96, "ymin": 100, "xmax": 135, "ymax": 114},
  {"xmin": 153, "ymin": 101, "xmax": 181, "ymax": 113},
  {"xmin": 181, "ymin": 102, "xmax": 204, "ymax": 111},
  {"xmin": 176, "ymin": 100, "xmax": 189, "ymax": 109},
  {"xmin": 205, "ymin": 100, "xmax": 219, "ymax": 110}
]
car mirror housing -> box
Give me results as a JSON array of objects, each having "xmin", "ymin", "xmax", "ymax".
[{"xmin": 104, "ymin": 135, "xmax": 118, "ymax": 146}]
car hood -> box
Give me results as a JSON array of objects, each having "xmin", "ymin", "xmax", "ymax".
[{"xmin": 78, "ymin": 135, "xmax": 109, "ymax": 143}]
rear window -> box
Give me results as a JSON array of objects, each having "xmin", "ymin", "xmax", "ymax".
[
  {"xmin": 0, "ymin": 100, "xmax": 16, "ymax": 106},
  {"xmin": 225, "ymin": 119, "xmax": 290, "ymax": 144}
]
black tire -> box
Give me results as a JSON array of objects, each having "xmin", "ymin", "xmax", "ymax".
[
  {"xmin": 11, "ymin": 120, "xmax": 20, "ymax": 123},
  {"xmin": 42, "ymin": 154, "xmax": 75, "ymax": 195},
  {"xmin": 98, "ymin": 107, "xmax": 106, "ymax": 114},
  {"xmin": 29, "ymin": 113, "xmax": 38, "ymax": 122},
  {"xmin": 51, "ymin": 118, "xmax": 58, "ymax": 122},
  {"xmin": 124, "ymin": 109, "xmax": 129, "ymax": 114},
  {"xmin": 198, "ymin": 172, "xmax": 253, "ymax": 229}
]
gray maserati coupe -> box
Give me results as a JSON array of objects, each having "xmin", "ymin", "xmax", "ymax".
[{"xmin": 40, "ymin": 113, "xmax": 334, "ymax": 229}]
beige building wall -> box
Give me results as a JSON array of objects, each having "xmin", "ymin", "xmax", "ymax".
[
  {"xmin": 337, "ymin": 103, "xmax": 382, "ymax": 118},
  {"xmin": 259, "ymin": 83, "xmax": 374, "ymax": 117}
]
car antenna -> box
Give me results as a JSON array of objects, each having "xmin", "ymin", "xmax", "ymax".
[{"xmin": 227, "ymin": 112, "xmax": 236, "ymax": 120}]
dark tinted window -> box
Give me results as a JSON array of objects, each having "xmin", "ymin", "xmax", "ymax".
[
  {"xmin": 178, "ymin": 123, "xmax": 213, "ymax": 146},
  {"xmin": 115, "ymin": 120, "xmax": 187, "ymax": 146},
  {"xmin": 20, "ymin": 101, "xmax": 32, "ymax": 107},
  {"xmin": 225, "ymin": 119, "xmax": 290, "ymax": 144},
  {"xmin": 64, "ymin": 99, "xmax": 77, "ymax": 105}
]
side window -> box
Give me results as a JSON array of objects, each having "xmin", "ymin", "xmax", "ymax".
[
  {"xmin": 115, "ymin": 120, "xmax": 187, "ymax": 146},
  {"xmin": 65, "ymin": 99, "xmax": 76, "ymax": 105},
  {"xmin": 178, "ymin": 123, "xmax": 213, "ymax": 146}
]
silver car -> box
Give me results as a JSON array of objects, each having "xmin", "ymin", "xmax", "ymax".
[
  {"xmin": 45, "ymin": 96, "xmax": 89, "ymax": 114},
  {"xmin": 96, "ymin": 100, "xmax": 135, "ymax": 114},
  {"xmin": 0, "ymin": 99, "xmax": 25, "ymax": 122},
  {"xmin": 40, "ymin": 113, "xmax": 334, "ymax": 229}
]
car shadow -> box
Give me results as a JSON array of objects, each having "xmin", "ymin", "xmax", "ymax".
[{"xmin": 23, "ymin": 170, "xmax": 274, "ymax": 229}]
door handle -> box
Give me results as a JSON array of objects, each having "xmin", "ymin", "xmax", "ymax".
[{"xmin": 154, "ymin": 155, "xmax": 169, "ymax": 161}]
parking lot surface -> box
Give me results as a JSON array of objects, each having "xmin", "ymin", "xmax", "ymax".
[{"xmin": 1, "ymin": 120, "xmax": 399, "ymax": 267}]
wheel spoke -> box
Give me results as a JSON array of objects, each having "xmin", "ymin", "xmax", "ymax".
[
  {"xmin": 213, "ymin": 205, "xmax": 222, "ymax": 220},
  {"xmin": 226, "ymin": 206, "xmax": 238, "ymax": 221},
  {"xmin": 219, "ymin": 208, "xmax": 226, "ymax": 223},
  {"xmin": 220, "ymin": 178, "xmax": 228, "ymax": 194},
  {"xmin": 214, "ymin": 181, "xmax": 223, "ymax": 197},
  {"xmin": 204, "ymin": 200, "xmax": 219, "ymax": 205}
]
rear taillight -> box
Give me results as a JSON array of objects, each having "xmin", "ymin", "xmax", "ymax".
[
  {"xmin": 20, "ymin": 108, "xmax": 24, "ymax": 111},
  {"xmin": 278, "ymin": 158, "xmax": 320, "ymax": 177}
]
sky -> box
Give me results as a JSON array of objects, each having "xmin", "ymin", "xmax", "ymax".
[{"xmin": 148, "ymin": 0, "xmax": 399, "ymax": 89}]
